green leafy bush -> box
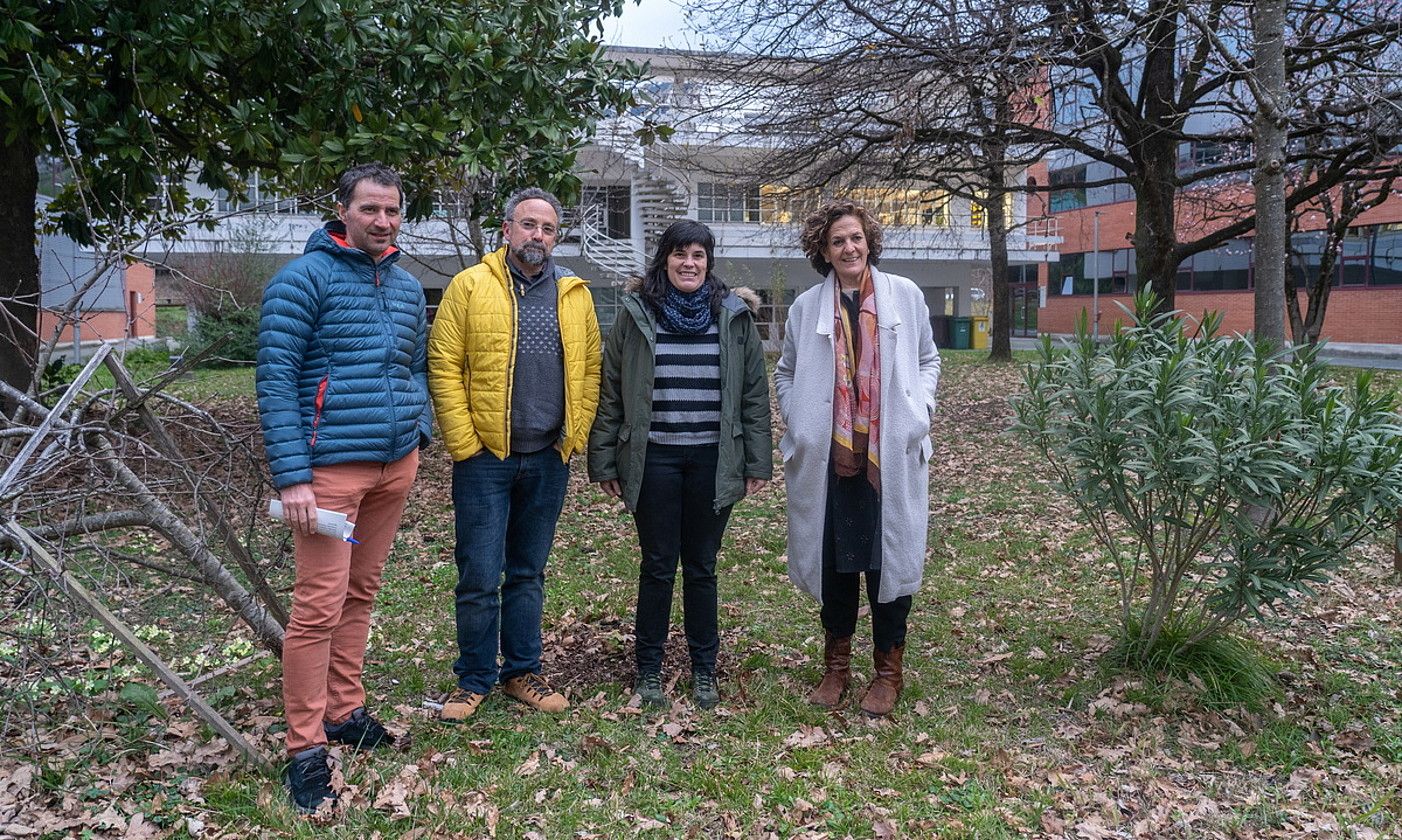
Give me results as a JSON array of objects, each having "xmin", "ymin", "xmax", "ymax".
[
  {"xmin": 189, "ymin": 307, "xmax": 259, "ymax": 366},
  {"xmin": 1011, "ymin": 293, "xmax": 1402, "ymax": 667},
  {"xmin": 120, "ymin": 346, "xmax": 171, "ymax": 372}
]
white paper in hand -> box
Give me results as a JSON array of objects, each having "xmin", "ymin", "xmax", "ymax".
[{"xmin": 268, "ymin": 499, "xmax": 357, "ymax": 541}]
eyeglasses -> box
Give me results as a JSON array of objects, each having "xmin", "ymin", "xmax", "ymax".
[{"xmin": 508, "ymin": 218, "xmax": 558, "ymax": 238}]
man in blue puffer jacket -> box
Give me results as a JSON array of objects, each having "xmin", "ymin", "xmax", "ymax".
[{"xmin": 256, "ymin": 163, "xmax": 432, "ymax": 816}]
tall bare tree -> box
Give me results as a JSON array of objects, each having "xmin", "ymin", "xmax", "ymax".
[
  {"xmin": 1252, "ymin": 0, "xmax": 1289, "ymax": 345},
  {"xmin": 686, "ymin": 0, "xmax": 1053, "ymax": 360}
]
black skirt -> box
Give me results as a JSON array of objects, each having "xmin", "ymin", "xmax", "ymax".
[{"xmin": 824, "ymin": 469, "xmax": 881, "ymax": 575}]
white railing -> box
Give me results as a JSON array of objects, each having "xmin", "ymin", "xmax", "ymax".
[
  {"xmin": 578, "ymin": 205, "xmax": 646, "ymax": 281},
  {"xmin": 1022, "ymin": 217, "xmax": 1062, "ymax": 250}
]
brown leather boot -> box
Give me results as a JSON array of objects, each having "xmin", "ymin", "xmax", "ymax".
[
  {"xmin": 860, "ymin": 643, "xmax": 905, "ymax": 717},
  {"xmin": 807, "ymin": 633, "xmax": 852, "ymax": 708}
]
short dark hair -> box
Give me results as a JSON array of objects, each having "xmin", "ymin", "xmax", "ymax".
[
  {"xmin": 639, "ymin": 220, "xmax": 728, "ymax": 317},
  {"xmin": 336, "ymin": 163, "xmax": 403, "ymax": 208},
  {"xmin": 504, "ymin": 187, "xmax": 564, "ymax": 224},
  {"xmin": 799, "ymin": 200, "xmax": 883, "ymax": 276}
]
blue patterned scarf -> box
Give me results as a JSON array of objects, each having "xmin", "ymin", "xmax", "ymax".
[{"xmin": 655, "ymin": 280, "xmax": 716, "ymax": 334}]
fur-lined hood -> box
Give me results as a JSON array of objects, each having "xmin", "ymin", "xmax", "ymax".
[{"xmin": 623, "ymin": 276, "xmax": 761, "ymax": 315}]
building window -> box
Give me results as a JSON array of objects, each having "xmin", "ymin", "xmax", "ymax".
[
  {"xmin": 580, "ymin": 185, "xmax": 632, "ymax": 239},
  {"xmin": 1291, "ymin": 224, "xmax": 1402, "ymax": 288},
  {"xmin": 697, "ymin": 182, "xmax": 760, "ymax": 223},
  {"xmin": 215, "ymin": 174, "xmax": 318, "ymax": 214},
  {"xmin": 1055, "ymin": 248, "xmax": 1136, "ymax": 295},
  {"xmin": 1176, "ymin": 240, "xmax": 1252, "ymax": 291},
  {"xmin": 1049, "ymin": 166, "xmax": 1087, "ymax": 212},
  {"xmin": 1372, "ymin": 224, "xmax": 1402, "ymax": 286},
  {"xmin": 969, "ymin": 191, "xmax": 1015, "ymax": 229},
  {"xmin": 920, "ymin": 193, "xmax": 950, "ymax": 227}
]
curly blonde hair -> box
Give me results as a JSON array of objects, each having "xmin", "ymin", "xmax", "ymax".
[{"xmin": 798, "ymin": 200, "xmax": 883, "ymax": 277}]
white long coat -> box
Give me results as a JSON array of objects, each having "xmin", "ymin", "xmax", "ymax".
[{"xmin": 775, "ymin": 268, "xmax": 941, "ymax": 604}]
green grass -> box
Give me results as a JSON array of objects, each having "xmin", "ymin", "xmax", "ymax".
[
  {"xmin": 6, "ymin": 351, "xmax": 1401, "ymax": 837},
  {"xmin": 156, "ymin": 304, "xmax": 189, "ymax": 338}
]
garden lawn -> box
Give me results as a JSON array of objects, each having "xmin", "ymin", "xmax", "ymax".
[{"xmin": 3, "ymin": 351, "xmax": 1399, "ymax": 838}]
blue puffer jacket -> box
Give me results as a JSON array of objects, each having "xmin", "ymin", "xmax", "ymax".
[{"xmin": 256, "ymin": 223, "xmax": 432, "ymax": 489}]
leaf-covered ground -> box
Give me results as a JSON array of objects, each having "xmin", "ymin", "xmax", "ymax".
[{"xmin": 2, "ymin": 352, "xmax": 1399, "ymax": 838}]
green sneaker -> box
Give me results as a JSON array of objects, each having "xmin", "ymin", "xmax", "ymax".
[
  {"xmin": 692, "ymin": 671, "xmax": 719, "ymax": 710},
  {"xmin": 634, "ymin": 671, "xmax": 666, "ymax": 709}
]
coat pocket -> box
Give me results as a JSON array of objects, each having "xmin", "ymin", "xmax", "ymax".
[{"xmin": 778, "ymin": 432, "xmax": 796, "ymax": 462}]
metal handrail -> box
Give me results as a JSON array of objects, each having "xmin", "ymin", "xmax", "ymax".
[{"xmin": 578, "ymin": 204, "xmax": 646, "ymax": 279}]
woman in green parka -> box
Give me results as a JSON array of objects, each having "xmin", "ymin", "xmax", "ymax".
[{"xmin": 587, "ymin": 219, "xmax": 773, "ymax": 710}]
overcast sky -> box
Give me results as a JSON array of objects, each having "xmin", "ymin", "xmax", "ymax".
[{"xmin": 602, "ymin": 0, "xmax": 704, "ymax": 49}]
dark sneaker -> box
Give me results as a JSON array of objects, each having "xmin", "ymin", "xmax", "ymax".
[
  {"xmin": 284, "ymin": 746, "xmax": 336, "ymax": 815},
  {"xmin": 692, "ymin": 671, "xmax": 719, "ymax": 710},
  {"xmin": 323, "ymin": 707, "xmax": 395, "ymax": 750},
  {"xmin": 634, "ymin": 671, "xmax": 666, "ymax": 709}
]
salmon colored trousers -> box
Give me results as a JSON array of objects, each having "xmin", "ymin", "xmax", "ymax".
[{"xmin": 282, "ymin": 449, "xmax": 419, "ymax": 754}]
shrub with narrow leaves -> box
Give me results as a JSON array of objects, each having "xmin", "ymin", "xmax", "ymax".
[{"xmin": 1011, "ymin": 292, "xmax": 1402, "ymax": 663}]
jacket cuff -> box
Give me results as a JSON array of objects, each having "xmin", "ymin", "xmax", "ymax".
[{"xmin": 273, "ymin": 468, "xmax": 314, "ymax": 490}]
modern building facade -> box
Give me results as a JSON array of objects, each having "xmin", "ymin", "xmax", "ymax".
[
  {"xmin": 146, "ymin": 46, "xmax": 1061, "ymax": 340},
  {"xmin": 1036, "ymin": 102, "xmax": 1402, "ymax": 343}
]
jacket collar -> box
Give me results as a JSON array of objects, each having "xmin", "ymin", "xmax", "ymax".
[
  {"xmin": 815, "ymin": 266, "xmax": 902, "ymax": 335},
  {"xmin": 483, "ymin": 247, "xmax": 586, "ymax": 296},
  {"xmin": 308, "ymin": 221, "xmax": 402, "ymax": 269}
]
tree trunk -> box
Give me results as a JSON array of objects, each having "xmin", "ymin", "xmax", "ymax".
[
  {"xmin": 1394, "ymin": 512, "xmax": 1401, "ymax": 576},
  {"xmin": 984, "ymin": 104, "xmax": 1013, "ymax": 363},
  {"xmin": 1134, "ymin": 154, "xmax": 1179, "ymax": 316},
  {"xmin": 1252, "ymin": 0, "xmax": 1288, "ymax": 346},
  {"xmin": 0, "ymin": 133, "xmax": 39, "ymax": 398},
  {"xmin": 1127, "ymin": 2, "xmax": 1181, "ymax": 316},
  {"xmin": 987, "ymin": 182, "xmax": 1013, "ymax": 363}
]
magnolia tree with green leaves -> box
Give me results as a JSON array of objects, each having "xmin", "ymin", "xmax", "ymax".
[
  {"xmin": 0, "ymin": 0, "xmax": 642, "ymax": 392},
  {"xmin": 1011, "ymin": 294, "xmax": 1402, "ymax": 665}
]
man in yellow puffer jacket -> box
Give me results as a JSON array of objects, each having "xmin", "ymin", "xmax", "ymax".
[{"xmin": 427, "ymin": 187, "xmax": 600, "ymax": 721}]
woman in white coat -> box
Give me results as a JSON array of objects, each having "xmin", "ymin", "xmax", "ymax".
[{"xmin": 775, "ymin": 200, "xmax": 940, "ymax": 717}]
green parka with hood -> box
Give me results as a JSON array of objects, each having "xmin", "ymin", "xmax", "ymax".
[{"xmin": 587, "ymin": 282, "xmax": 773, "ymax": 512}]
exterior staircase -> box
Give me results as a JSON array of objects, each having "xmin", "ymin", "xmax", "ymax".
[
  {"xmin": 578, "ymin": 173, "xmax": 692, "ymax": 283},
  {"xmin": 633, "ymin": 174, "xmax": 690, "ymax": 255},
  {"xmin": 578, "ymin": 204, "xmax": 645, "ymax": 284}
]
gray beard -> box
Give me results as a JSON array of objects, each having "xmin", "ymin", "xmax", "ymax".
[{"xmin": 513, "ymin": 243, "xmax": 547, "ymax": 268}]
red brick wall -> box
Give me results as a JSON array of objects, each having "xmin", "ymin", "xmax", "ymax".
[
  {"xmin": 1040, "ymin": 286, "xmax": 1402, "ymax": 343},
  {"xmin": 1043, "ymin": 174, "xmax": 1402, "ymax": 344},
  {"xmin": 40, "ymin": 262, "xmax": 157, "ymax": 344}
]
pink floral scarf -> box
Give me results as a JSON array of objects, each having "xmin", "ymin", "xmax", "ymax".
[{"xmin": 832, "ymin": 268, "xmax": 880, "ymax": 491}]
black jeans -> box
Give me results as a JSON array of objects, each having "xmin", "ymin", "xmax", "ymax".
[
  {"xmin": 632, "ymin": 443, "xmax": 734, "ymax": 675},
  {"xmin": 820, "ymin": 474, "xmax": 911, "ymax": 652}
]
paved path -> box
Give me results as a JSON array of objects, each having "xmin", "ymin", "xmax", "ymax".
[{"xmin": 1009, "ymin": 336, "xmax": 1402, "ymax": 369}]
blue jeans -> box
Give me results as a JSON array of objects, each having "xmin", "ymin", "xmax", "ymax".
[{"xmin": 451, "ymin": 449, "xmax": 569, "ymax": 694}]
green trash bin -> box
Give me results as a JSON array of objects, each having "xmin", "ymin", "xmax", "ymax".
[{"xmin": 949, "ymin": 316, "xmax": 972, "ymax": 350}]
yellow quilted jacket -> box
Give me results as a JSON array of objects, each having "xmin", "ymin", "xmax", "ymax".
[{"xmin": 427, "ymin": 248, "xmax": 601, "ymax": 462}]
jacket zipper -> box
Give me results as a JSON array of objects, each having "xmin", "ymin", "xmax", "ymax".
[
  {"xmin": 374, "ymin": 264, "xmax": 403, "ymax": 456},
  {"xmin": 310, "ymin": 375, "xmax": 329, "ymax": 447},
  {"xmin": 503, "ymin": 269, "xmax": 518, "ymax": 454},
  {"xmin": 557, "ymin": 277, "xmax": 573, "ymax": 454}
]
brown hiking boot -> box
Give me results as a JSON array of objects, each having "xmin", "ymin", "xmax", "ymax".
[
  {"xmin": 860, "ymin": 643, "xmax": 905, "ymax": 717},
  {"xmin": 808, "ymin": 632, "xmax": 852, "ymax": 708},
  {"xmin": 439, "ymin": 687, "xmax": 486, "ymax": 722},
  {"xmin": 502, "ymin": 673, "xmax": 569, "ymax": 713}
]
